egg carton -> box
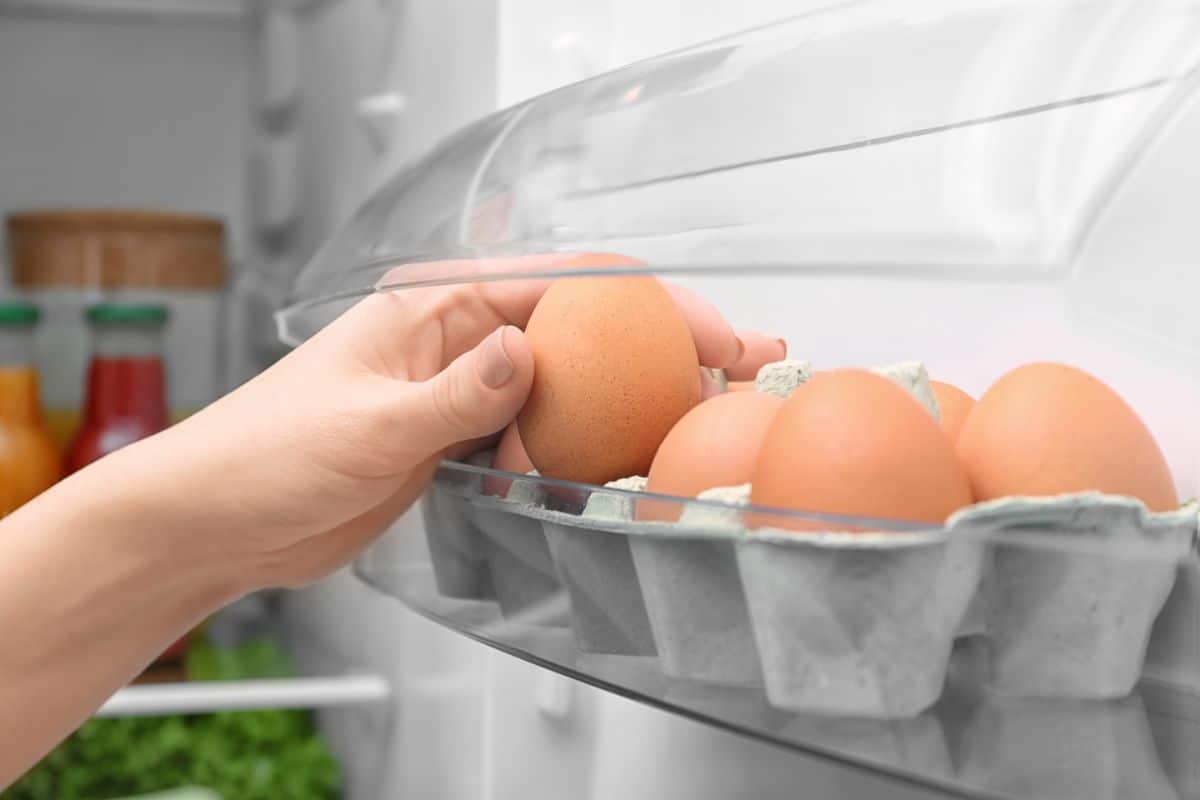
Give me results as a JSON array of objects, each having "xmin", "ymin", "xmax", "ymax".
[
  {"xmin": 951, "ymin": 493, "xmax": 1196, "ymax": 699},
  {"xmin": 741, "ymin": 521, "xmax": 983, "ymax": 718},
  {"xmin": 628, "ymin": 485, "xmax": 764, "ymax": 687},
  {"xmin": 467, "ymin": 474, "xmax": 571, "ymax": 628},
  {"xmin": 541, "ymin": 477, "xmax": 659, "ymax": 656},
  {"xmin": 422, "ymin": 478, "xmax": 495, "ymax": 601},
  {"xmin": 538, "ymin": 477, "xmax": 979, "ymax": 715}
]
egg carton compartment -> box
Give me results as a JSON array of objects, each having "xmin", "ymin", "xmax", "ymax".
[
  {"xmin": 466, "ymin": 473, "xmax": 571, "ymax": 628},
  {"xmin": 953, "ymin": 494, "xmax": 1196, "ymax": 699},
  {"xmin": 631, "ymin": 528, "xmax": 763, "ymax": 687},
  {"xmin": 541, "ymin": 478, "xmax": 659, "ymax": 657},
  {"xmin": 422, "ymin": 481, "xmax": 495, "ymax": 602},
  {"xmin": 628, "ymin": 485, "xmax": 763, "ymax": 687},
  {"xmin": 740, "ymin": 523, "xmax": 983, "ymax": 719}
]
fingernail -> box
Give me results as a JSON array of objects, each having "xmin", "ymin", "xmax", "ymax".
[
  {"xmin": 478, "ymin": 326, "xmax": 515, "ymax": 389},
  {"xmin": 776, "ymin": 338, "xmax": 788, "ymax": 356},
  {"xmin": 732, "ymin": 335, "xmax": 746, "ymax": 365}
]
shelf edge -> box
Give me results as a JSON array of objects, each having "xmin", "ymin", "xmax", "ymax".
[{"xmin": 96, "ymin": 674, "xmax": 391, "ymax": 717}]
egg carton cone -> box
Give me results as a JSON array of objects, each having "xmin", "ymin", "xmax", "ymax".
[
  {"xmin": 628, "ymin": 485, "xmax": 764, "ymax": 687},
  {"xmin": 777, "ymin": 713, "xmax": 953, "ymax": 780},
  {"xmin": 954, "ymin": 493, "xmax": 1195, "ymax": 699},
  {"xmin": 422, "ymin": 483, "xmax": 495, "ymax": 601},
  {"xmin": 955, "ymin": 561, "xmax": 993, "ymax": 639},
  {"xmin": 468, "ymin": 478, "xmax": 570, "ymax": 628},
  {"xmin": 419, "ymin": 451, "xmax": 498, "ymax": 600},
  {"xmin": 957, "ymin": 693, "xmax": 1176, "ymax": 800},
  {"xmin": 542, "ymin": 477, "xmax": 658, "ymax": 656},
  {"xmin": 737, "ymin": 525, "xmax": 983, "ymax": 718},
  {"xmin": 1142, "ymin": 526, "xmax": 1200, "ymax": 690}
]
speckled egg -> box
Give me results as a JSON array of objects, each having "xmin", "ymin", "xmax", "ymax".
[
  {"xmin": 752, "ymin": 369, "xmax": 973, "ymax": 529},
  {"xmin": 518, "ymin": 275, "xmax": 701, "ymax": 485}
]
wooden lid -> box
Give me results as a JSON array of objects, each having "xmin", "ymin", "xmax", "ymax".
[{"xmin": 7, "ymin": 208, "xmax": 226, "ymax": 289}]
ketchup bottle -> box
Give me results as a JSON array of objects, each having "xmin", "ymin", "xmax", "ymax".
[
  {"xmin": 66, "ymin": 303, "xmax": 189, "ymax": 664},
  {"xmin": 66, "ymin": 303, "xmax": 169, "ymax": 473},
  {"xmin": 0, "ymin": 301, "xmax": 60, "ymax": 516}
]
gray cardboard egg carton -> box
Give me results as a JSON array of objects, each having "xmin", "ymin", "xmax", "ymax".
[
  {"xmin": 418, "ymin": 360, "xmax": 1199, "ymax": 718},
  {"xmin": 950, "ymin": 493, "xmax": 1195, "ymax": 699},
  {"xmin": 421, "ymin": 451, "xmax": 571, "ymax": 628}
]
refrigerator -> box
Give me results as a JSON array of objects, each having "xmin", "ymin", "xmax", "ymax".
[{"xmin": 4, "ymin": 1, "xmax": 1200, "ymax": 798}]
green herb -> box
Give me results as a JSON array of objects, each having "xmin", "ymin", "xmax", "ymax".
[
  {"xmin": 4, "ymin": 640, "xmax": 340, "ymax": 800},
  {"xmin": 184, "ymin": 638, "xmax": 293, "ymax": 683}
]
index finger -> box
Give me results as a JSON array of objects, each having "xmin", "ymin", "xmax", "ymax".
[{"xmin": 378, "ymin": 252, "xmax": 746, "ymax": 369}]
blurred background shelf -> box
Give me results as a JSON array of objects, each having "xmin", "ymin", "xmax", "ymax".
[{"xmin": 97, "ymin": 674, "xmax": 391, "ymax": 718}]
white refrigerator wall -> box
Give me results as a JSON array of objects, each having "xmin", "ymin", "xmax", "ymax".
[{"xmin": 0, "ymin": 11, "xmax": 249, "ymax": 278}]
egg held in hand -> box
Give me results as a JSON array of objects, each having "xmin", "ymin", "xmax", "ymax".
[
  {"xmin": 518, "ymin": 275, "xmax": 701, "ymax": 485},
  {"xmin": 638, "ymin": 391, "xmax": 785, "ymax": 521},
  {"xmin": 751, "ymin": 370, "xmax": 974, "ymax": 530},
  {"xmin": 930, "ymin": 380, "xmax": 975, "ymax": 446},
  {"xmin": 955, "ymin": 362, "xmax": 1176, "ymax": 511}
]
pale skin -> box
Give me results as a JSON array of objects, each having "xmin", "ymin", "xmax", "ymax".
[{"xmin": 0, "ymin": 256, "xmax": 785, "ymax": 786}]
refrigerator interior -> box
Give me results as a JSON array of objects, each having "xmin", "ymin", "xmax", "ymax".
[{"xmin": 6, "ymin": 1, "xmax": 1200, "ymax": 799}]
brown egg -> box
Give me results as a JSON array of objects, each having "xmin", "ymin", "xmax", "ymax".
[
  {"xmin": 638, "ymin": 391, "xmax": 785, "ymax": 521},
  {"xmin": 751, "ymin": 370, "xmax": 973, "ymax": 529},
  {"xmin": 956, "ymin": 363, "xmax": 1176, "ymax": 511},
  {"xmin": 931, "ymin": 380, "xmax": 976, "ymax": 446},
  {"xmin": 519, "ymin": 275, "xmax": 701, "ymax": 484},
  {"xmin": 727, "ymin": 380, "xmax": 757, "ymax": 392},
  {"xmin": 483, "ymin": 423, "xmax": 534, "ymax": 497}
]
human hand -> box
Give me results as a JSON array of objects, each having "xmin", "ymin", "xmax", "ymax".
[{"xmin": 148, "ymin": 253, "xmax": 786, "ymax": 590}]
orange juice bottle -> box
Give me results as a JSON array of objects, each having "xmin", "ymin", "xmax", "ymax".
[{"xmin": 0, "ymin": 301, "xmax": 60, "ymax": 516}]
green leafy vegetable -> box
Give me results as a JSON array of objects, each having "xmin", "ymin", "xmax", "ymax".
[{"xmin": 4, "ymin": 639, "xmax": 340, "ymax": 800}]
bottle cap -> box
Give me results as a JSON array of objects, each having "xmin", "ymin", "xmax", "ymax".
[
  {"xmin": 86, "ymin": 303, "xmax": 169, "ymax": 326},
  {"xmin": 0, "ymin": 301, "xmax": 40, "ymax": 326}
]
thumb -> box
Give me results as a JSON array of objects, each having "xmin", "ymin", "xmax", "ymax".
[{"xmin": 396, "ymin": 325, "xmax": 534, "ymax": 458}]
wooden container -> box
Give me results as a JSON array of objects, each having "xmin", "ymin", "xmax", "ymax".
[{"xmin": 7, "ymin": 209, "xmax": 226, "ymax": 290}]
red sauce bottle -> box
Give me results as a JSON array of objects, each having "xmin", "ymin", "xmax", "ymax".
[
  {"xmin": 66, "ymin": 303, "xmax": 169, "ymax": 472},
  {"xmin": 66, "ymin": 303, "xmax": 188, "ymax": 663}
]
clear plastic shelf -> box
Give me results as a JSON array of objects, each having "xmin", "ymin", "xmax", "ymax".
[{"xmin": 354, "ymin": 462, "xmax": 1200, "ymax": 800}]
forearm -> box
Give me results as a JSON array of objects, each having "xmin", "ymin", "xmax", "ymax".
[{"xmin": 0, "ymin": 433, "xmax": 246, "ymax": 787}]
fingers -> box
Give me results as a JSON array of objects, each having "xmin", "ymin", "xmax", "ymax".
[
  {"xmin": 379, "ymin": 253, "xmax": 748, "ymax": 369},
  {"xmin": 371, "ymin": 252, "xmax": 783, "ymax": 381},
  {"xmin": 661, "ymin": 283, "xmax": 741, "ymax": 369},
  {"xmin": 724, "ymin": 331, "xmax": 787, "ymax": 380},
  {"xmin": 394, "ymin": 326, "xmax": 535, "ymax": 459}
]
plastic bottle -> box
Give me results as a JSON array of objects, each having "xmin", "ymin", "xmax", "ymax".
[
  {"xmin": 0, "ymin": 301, "xmax": 61, "ymax": 516},
  {"xmin": 66, "ymin": 303, "xmax": 170, "ymax": 473}
]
